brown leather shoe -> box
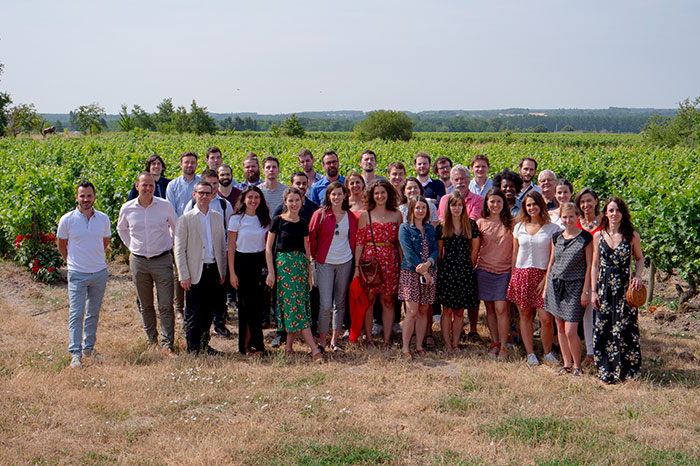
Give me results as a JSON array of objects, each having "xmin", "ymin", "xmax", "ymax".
[{"xmin": 162, "ymin": 347, "xmax": 177, "ymax": 359}]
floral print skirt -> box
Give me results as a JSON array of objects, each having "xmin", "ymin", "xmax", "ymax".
[{"xmin": 276, "ymin": 251, "xmax": 311, "ymax": 332}]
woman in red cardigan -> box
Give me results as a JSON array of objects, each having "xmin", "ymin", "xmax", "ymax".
[{"xmin": 309, "ymin": 181, "xmax": 358, "ymax": 353}]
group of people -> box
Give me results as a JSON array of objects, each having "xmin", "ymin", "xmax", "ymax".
[{"xmin": 57, "ymin": 147, "xmax": 645, "ymax": 384}]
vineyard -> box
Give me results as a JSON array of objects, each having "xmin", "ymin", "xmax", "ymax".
[{"xmin": 0, "ymin": 131, "xmax": 698, "ymax": 301}]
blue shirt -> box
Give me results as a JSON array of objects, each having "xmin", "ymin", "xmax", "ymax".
[
  {"xmin": 166, "ymin": 174, "xmax": 201, "ymax": 217},
  {"xmin": 238, "ymin": 179, "xmax": 263, "ymax": 190},
  {"xmin": 421, "ymin": 178, "xmax": 446, "ymax": 205},
  {"xmin": 310, "ymin": 175, "xmax": 345, "ymax": 206},
  {"xmin": 469, "ymin": 178, "xmax": 493, "ymax": 198}
]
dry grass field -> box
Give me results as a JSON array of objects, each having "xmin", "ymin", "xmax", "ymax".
[{"xmin": 0, "ymin": 260, "xmax": 699, "ymax": 466}]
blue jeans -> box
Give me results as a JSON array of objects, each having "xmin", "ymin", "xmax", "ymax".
[{"xmin": 68, "ymin": 268, "xmax": 108, "ymax": 356}]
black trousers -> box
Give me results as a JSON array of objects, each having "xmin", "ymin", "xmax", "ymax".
[
  {"xmin": 212, "ymin": 269, "xmax": 229, "ymax": 330},
  {"xmin": 184, "ymin": 263, "xmax": 220, "ymax": 353},
  {"xmin": 235, "ymin": 251, "xmax": 266, "ymax": 354}
]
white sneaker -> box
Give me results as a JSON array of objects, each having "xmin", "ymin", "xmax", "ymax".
[
  {"xmin": 392, "ymin": 323, "xmax": 402, "ymax": 335},
  {"xmin": 69, "ymin": 354, "xmax": 82, "ymax": 369},
  {"xmin": 371, "ymin": 323, "xmax": 383, "ymax": 336},
  {"xmin": 543, "ymin": 352, "xmax": 559, "ymax": 365},
  {"xmin": 527, "ymin": 353, "xmax": 540, "ymax": 366},
  {"xmin": 83, "ymin": 349, "xmax": 105, "ymax": 361},
  {"xmin": 433, "ymin": 314, "xmax": 441, "ymax": 325}
]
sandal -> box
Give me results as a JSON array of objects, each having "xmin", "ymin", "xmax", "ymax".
[
  {"xmin": 572, "ymin": 367, "xmax": 582, "ymax": 377},
  {"xmin": 416, "ymin": 349, "xmax": 426, "ymax": 356},
  {"xmin": 467, "ymin": 331, "xmax": 483, "ymax": 344},
  {"xmin": 488, "ymin": 342, "xmax": 500, "ymax": 359},
  {"xmin": 382, "ymin": 342, "xmax": 392, "ymax": 351},
  {"xmin": 313, "ymin": 352, "xmax": 324, "ymax": 364},
  {"xmin": 555, "ymin": 366, "xmax": 571, "ymax": 376},
  {"xmin": 331, "ymin": 343, "xmax": 344, "ymax": 354},
  {"xmin": 425, "ymin": 336, "xmax": 437, "ymax": 351},
  {"xmin": 581, "ymin": 355, "xmax": 594, "ymax": 368},
  {"xmin": 401, "ymin": 351, "xmax": 413, "ymax": 360},
  {"xmin": 497, "ymin": 347, "xmax": 508, "ymax": 361}
]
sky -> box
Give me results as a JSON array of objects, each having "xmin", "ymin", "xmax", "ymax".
[{"xmin": 1, "ymin": 0, "xmax": 699, "ymax": 114}]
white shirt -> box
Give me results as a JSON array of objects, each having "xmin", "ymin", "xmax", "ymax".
[
  {"xmin": 185, "ymin": 194, "xmax": 233, "ymax": 245},
  {"xmin": 117, "ymin": 197, "xmax": 178, "ymax": 257},
  {"xmin": 193, "ymin": 205, "xmax": 216, "ymax": 264},
  {"xmin": 228, "ymin": 214, "xmax": 268, "ymax": 253},
  {"xmin": 513, "ymin": 222, "xmax": 560, "ymax": 270},
  {"xmin": 57, "ymin": 208, "xmax": 111, "ymax": 273},
  {"xmin": 324, "ymin": 213, "xmax": 353, "ymax": 265}
]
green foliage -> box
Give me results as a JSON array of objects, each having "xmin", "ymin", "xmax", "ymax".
[
  {"xmin": 73, "ymin": 103, "xmax": 106, "ymax": 135},
  {"xmin": 0, "ymin": 132, "xmax": 696, "ymax": 297},
  {"xmin": 14, "ymin": 233, "xmax": 63, "ymax": 283},
  {"xmin": 172, "ymin": 106, "xmax": 190, "ymax": 133},
  {"xmin": 189, "ymin": 100, "xmax": 217, "ymax": 135},
  {"xmin": 280, "ymin": 113, "xmax": 306, "ymax": 137},
  {"xmin": 7, "ymin": 103, "xmax": 42, "ymax": 136},
  {"xmin": 0, "ymin": 62, "xmax": 10, "ymax": 137},
  {"xmin": 533, "ymin": 124, "xmax": 548, "ymax": 133},
  {"xmin": 354, "ymin": 110, "xmax": 413, "ymax": 141},
  {"xmin": 117, "ymin": 104, "xmax": 135, "ymax": 132},
  {"xmin": 561, "ymin": 125, "xmax": 574, "ymax": 132},
  {"xmin": 644, "ymin": 96, "xmax": 700, "ymax": 148},
  {"xmin": 131, "ymin": 104, "xmax": 155, "ymax": 130}
]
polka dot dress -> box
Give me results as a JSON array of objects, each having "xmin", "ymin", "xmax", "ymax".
[{"xmin": 436, "ymin": 221, "xmax": 480, "ymax": 309}]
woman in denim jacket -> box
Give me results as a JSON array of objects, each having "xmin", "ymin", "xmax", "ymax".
[{"xmin": 398, "ymin": 196, "xmax": 438, "ymax": 358}]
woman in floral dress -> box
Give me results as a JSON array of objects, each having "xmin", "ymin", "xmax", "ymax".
[
  {"xmin": 591, "ymin": 197, "xmax": 644, "ymax": 383},
  {"xmin": 354, "ymin": 179, "xmax": 403, "ymax": 348}
]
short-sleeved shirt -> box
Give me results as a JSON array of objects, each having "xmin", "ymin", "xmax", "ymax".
[
  {"xmin": 57, "ymin": 208, "xmax": 111, "ymax": 273},
  {"xmin": 475, "ymin": 217, "xmax": 513, "ymax": 274},
  {"xmin": 228, "ymin": 214, "xmax": 268, "ymax": 253},
  {"xmin": 260, "ymin": 183, "xmax": 288, "ymax": 215},
  {"xmin": 270, "ymin": 215, "xmax": 308, "ymax": 253},
  {"xmin": 513, "ymin": 222, "xmax": 560, "ymax": 270}
]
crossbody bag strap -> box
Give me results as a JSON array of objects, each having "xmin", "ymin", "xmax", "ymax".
[{"xmin": 368, "ymin": 211, "xmax": 379, "ymax": 257}]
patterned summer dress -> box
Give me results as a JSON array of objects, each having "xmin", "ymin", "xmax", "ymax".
[
  {"xmin": 357, "ymin": 221, "xmax": 400, "ymax": 295},
  {"xmin": 593, "ymin": 236, "xmax": 641, "ymax": 383},
  {"xmin": 436, "ymin": 221, "xmax": 480, "ymax": 309},
  {"xmin": 398, "ymin": 236, "xmax": 436, "ymax": 305}
]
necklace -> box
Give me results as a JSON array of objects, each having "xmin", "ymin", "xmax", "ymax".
[{"xmin": 580, "ymin": 217, "xmax": 598, "ymax": 230}]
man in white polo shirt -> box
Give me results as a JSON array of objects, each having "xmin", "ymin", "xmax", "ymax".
[{"xmin": 57, "ymin": 181, "xmax": 111, "ymax": 369}]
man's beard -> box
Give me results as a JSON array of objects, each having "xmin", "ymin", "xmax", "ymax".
[
  {"xmin": 327, "ymin": 168, "xmax": 338, "ymax": 178},
  {"xmin": 247, "ymin": 173, "xmax": 260, "ymax": 183},
  {"xmin": 220, "ymin": 179, "xmax": 232, "ymax": 187}
]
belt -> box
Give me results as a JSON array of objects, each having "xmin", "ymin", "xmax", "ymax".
[
  {"xmin": 132, "ymin": 249, "xmax": 171, "ymax": 260},
  {"xmin": 203, "ymin": 262, "xmax": 217, "ymax": 269},
  {"xmin": 367, "ymin": 242, "xmax": 393, "ymax": 247}
]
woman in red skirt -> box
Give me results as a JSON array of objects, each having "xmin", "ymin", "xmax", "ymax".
[{"xmin": 507, "ymin": 191, "xmax": 561, "ymax": 366}]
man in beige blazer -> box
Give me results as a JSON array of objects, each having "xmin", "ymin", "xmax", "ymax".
[{"xmin": 174, "ymin": 181, "xmax": 227, "ymax": 355}]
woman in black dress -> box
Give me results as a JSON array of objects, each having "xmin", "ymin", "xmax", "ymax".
[
  {"xmin": 436, "ymin": 191, "xmax": 481, "ymax": 351},
  {"xmin": 591, "ymin": 197, "xmax": 644, "ymax": 383}
]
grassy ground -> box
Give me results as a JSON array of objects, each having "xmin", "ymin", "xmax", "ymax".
[{"xmin": 0, "ymin": 261, "xmax": 699, "ymax": 466}]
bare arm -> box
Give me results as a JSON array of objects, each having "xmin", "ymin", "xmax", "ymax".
[
  {"xmin": 57, "ymin": 238, "xmax": 68, "ymax": 262},
  {"xmin": 581, "ymin": 241, "xmax": 593, "ymax": 307},
  {"xmin": 228, "ymin": 232, "xmax": 238, "ymax": 288},
  {"xmin": 541, "ymin": 238, "xmax": 556, "ymax": 297},
  {"xmin": 471, "ymin": 237, "xmax": 481, "ymax": 268},
  {"xmin": 304, "ymin": 235, "xmax": 313, "ymax": 287},
  {"xmin": 630, "ymin": 231, "xmax": 644, "ymax": 290},
  {"xmin": 265, "ymin": 232, "xmax": 276, "ymax": 287},
  {"xmin": 591, "ymin": 232, "xmax": 601, "ymax": 309}
]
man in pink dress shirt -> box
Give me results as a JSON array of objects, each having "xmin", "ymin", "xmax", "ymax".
[
  {"xmin": 437, "ymin": 164, "xmax": 484, "ymax": 220},
  {"xmin": 118, "ymin": 172, "xmax": 179, "ymax": 357}
]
